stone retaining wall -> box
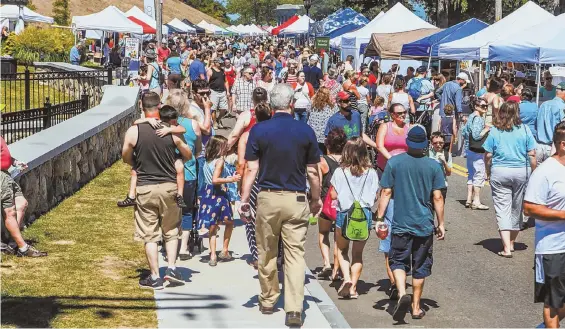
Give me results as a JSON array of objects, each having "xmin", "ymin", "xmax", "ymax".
[{"xmin": 8, "ymin": 86, "xmax": 140, "ymax": 224}]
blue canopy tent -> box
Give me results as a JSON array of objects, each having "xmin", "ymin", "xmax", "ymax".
[
  {"xmin": 165, "ymin": 24, "xmax": 185, "ymax": 34},
  {"xmin": 313, "ymin": 7, "xmax": 368, "ymax": 39},
  {"xmin": 401, "ymin": 18, "xmax": 488, "ymax": 59}
]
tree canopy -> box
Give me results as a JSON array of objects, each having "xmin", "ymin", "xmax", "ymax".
[{"xmin": 181, "ymin": 0, "xmax": 229, "ymax": 23}]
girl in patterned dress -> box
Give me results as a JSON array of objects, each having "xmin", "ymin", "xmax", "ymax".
[{"xmin": 198, "ymin": 135, "xmax": 242, "ymax": 267}]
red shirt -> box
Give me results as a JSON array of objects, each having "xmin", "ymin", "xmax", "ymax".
[
  {"xmin": 368, "ymin": 73, "xmax": 378, "ymax": 85},
  {"xmin": 1, "ymin": 136, "xmax": 12, "ymax": 171},
  {"xmin": 157, "ymin": 47, "xmax": 171, "ymax": 64}
]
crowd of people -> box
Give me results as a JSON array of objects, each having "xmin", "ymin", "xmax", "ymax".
[{"xmin": 2, "ymin": 33, "xmax": 564, "ymax": 328}]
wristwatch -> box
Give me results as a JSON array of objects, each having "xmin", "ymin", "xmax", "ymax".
[{"xmin": 375, "ymin": 216, "xmax": 384, "ymax": 222}]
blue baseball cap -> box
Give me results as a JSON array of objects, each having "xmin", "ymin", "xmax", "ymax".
[{"xmin": 406, "ymin": 125, "xmax": 428, "ymax": 149}]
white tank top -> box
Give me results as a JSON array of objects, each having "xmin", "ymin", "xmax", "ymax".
[{"xmin": 391, "ymin": 92, "xmax": 410, "ymax": 109}]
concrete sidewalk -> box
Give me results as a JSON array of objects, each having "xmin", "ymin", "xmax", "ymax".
[{"xmin": 154, "ymin": 218, "xmax": 349, "ymax": 328}]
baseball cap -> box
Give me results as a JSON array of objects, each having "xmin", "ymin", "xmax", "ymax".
[
  {"xmin": 556, "ymin": 82, "xmax": 565, "ymax": 91},
  {"xmin": 337, "ymin": 91, "xmax": 349, "ymax": 101},
  {"xmin": 416, "ymin": 65, "xmax": 428, "ymax": 74},
  {"xmin": 457, "ymin": 72, "xmax": 470, "ymax": 83},
  {"xmin": 310, "ymin": 54, "xmax": 319, "ymax": 62},
  {"xmin": 406, "ymin": 125, "xmax": 428, "ymax": 150}
]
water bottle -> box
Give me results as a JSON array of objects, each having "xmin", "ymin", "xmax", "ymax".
[{"xmin": 376, "ymin": 222, "xmax": 389, "ymax": 240}]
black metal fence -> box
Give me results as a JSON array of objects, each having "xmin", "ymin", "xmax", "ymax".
[{"xmin": 1, "ymin": 67, "xmax": 113, "ymax": 143}]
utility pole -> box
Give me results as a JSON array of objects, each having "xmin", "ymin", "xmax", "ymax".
[
  {"xmin": 155, "ymin": 0, "xmax": 162, "ymax": 46},
  {"xmin": 495, "ymin": 0, "xmax": 502, "ymax": 21}
]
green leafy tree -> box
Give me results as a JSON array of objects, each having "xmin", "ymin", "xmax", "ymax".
[
  {"xmin": 226, "ymin": 0, "xmax": 303, "ymax": 25},
  {"xmin": 52, "ymin": 0, "xmax": 70, "ymax": 26},
  {"xmin": 27, "ymin": 0, "xmax": 37, "ymax": 11},
  {"xmin": 182, "ymin": 0, "xmax": 229, "ymax": 23}
]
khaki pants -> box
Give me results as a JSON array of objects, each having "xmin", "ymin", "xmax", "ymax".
[
  {"xmin": 134, "ymin": 182, "xmax": 180, "ymax": 243},
  {"xmin": 255, "ymin": 190, "xmax": 309, "ymax": 313}
]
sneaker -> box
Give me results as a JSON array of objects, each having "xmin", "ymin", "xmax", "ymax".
[
  {"xmin": 139, "ymin": 276, "xmax": 164, "ymax": 290},
  {"xmin": 1, "ymin": 242, "xmax": 15, "ymax": 255},
  {"xmin": 175, "ymin": 194, "xmax": 187, "ymax": 208},
  {"xmin": 16, "ymin": 245, "xmax": 47, "ymax": 257},
  {"xmin": 117, "ymin": 196, "xmax": 136, "ymax": 207},
  {"xmin": 179, "ymin": 253, "xmax": 192, "ymax": 261},
  {"xmin": 164, "ymin": 267, "xmax": 184, "ymax": 284}
]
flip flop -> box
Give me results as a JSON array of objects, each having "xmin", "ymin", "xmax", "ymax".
[
  {"xmin": 471, "ymin": 204, "xmax": 489, "ymax": 210},
  {"xmin": 392, "ymin": 294, "xmax": 412, "ymax": 322},
  {"xmin": 348, "ymin": 293, "xmax": 359, "ymax": 299},
  {"xmin": 497, "ymin": 251, "xmax": 513, "ymax": 258},
  {"xmin": 338, "ymin": 281, "xmax": 352, "ymax": 298},
  {"xmin": 411, "ymin": 309, "xmax": 426, "ymax": 319},
  {"xmin": 465, "ymin": 202, "xmax": 471, "ymax": 208}
]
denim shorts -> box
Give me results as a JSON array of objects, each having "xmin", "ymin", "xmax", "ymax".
[
  {"xmin": 335, "ymin": 208, "xmax": 372, "ymax": 230},
  {"xmin": 378, "ymin": 198, "xmax": 394, "ymax": 253},
  {"xmin": 389, "ymin": 233, "xmax": 434, "ymax": 279}
]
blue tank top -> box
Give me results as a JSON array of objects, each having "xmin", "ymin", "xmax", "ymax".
[
  {"xmin": 178, "ymin": 116, "xmax": 198, "ymax": 181},
  {"xmin": 149, "ymin": 62, "xmax": 160, "ymax": 89},
  {"xmin": 441, "ymin": 116, "xmax": 454, "ymax": 143}
]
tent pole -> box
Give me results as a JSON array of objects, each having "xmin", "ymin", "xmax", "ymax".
[
  {"xmin": 426, "ymin": 52, "xmax": 432, "ymax": 72},
  {"xmin": 536, "ymin": 64, "xmax": 541, "ymax": 106},
  {"xmin": 391, "ymin": 55, "xmax": 402, "ymax": 88},
  {"xmin": 479, "ymin": 61, "xmax": 484, "ymax": 89}
]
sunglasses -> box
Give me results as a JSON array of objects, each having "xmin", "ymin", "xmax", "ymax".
[
  {"xmin": 394, "ymin": 111, "xmax": 407, "ymax": 116},
  {"xmin": 479, "ymin": 104, "xmax": 488, "ymax": 109},
  {"xmin": 197, "ymin": 90, "xmax": 211, "ymax": 96},
  {"xmin": 432, "ymin": 141, "xmax": 444, "ymax": 145},
  {"xmin": 339, "ymin": 99, "xmax": 350, "ymax": 103},
  {"xmin": 546, "ymin": 77, "xmax": 552, "ymax": 80}
]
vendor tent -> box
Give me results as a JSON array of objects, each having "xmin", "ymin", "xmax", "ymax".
[
  {"xmin": 167, "ymin": 18, "xmax": 196, "ymax": 33},
  {"xmin": 125, "ymin": 6, "xmax": 169, "ymax": 34},
  {"xmin": 249, "ymin": 24, "xmax": 268, "ymax": 35},
  {"xmin": 272, "ymin": 15, "xmax": 299, "ymax": 35},
  {"xmin": 182, "ymin": 19, "xmax": 205, "ymax": 34},
  {"xmin": 489, "ymin": 13, "xmax": 565, "ymax": 64},
  {"xmin": 72, "ymin": 6, "xmax": 143, "ymax": 34},
  {"xmin": 128, "ymin": 16, "xmax": 156, "ymax": 34},
  {"xmin": 279, "ymin": 15, "xmax": 314, "ymax": 35},
  {"xmin": 330, "ymin": 11, "xmax": 384, "ymax": 47},
  {"xmin": 401, "ymin": 18, "xmax": 488, "ymax": 58},
  {"xmin": 197, "ymin": 20, "xmax": 230, "ymax": 35},
  {"xmin": 438, "ymin": 1, "xmax": 553, "ymax": 60},
  {"xmin": 226, "ymin": 25, "xmax": 242, "ymax": 34},
  {"xmin": 0, "ymin": 5, "xmax": 54, "ymax": 24},
  {"xmin": 315, "ymin": 8, "xmax": 368, "ymax": 39},
  {"xmin": 365, "ymin": 28, "xmax": 441, "ymax": 58}
]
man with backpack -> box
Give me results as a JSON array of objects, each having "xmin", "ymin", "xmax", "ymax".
[
  {"xmin": 407, "ymin": 66, "xmax": 434, "ymax": 133},
  {"xmin": 376, "ymin": 125, "xmax": 446, "ymax": 322}
]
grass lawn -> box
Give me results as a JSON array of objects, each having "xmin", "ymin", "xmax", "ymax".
[
  {"xmin": 1, "ymin": 66, "xmax": 77, "ymax": 113},
  {"xmin": 0, "ymin": 161, "xmax": 158, "ymax": 328}
]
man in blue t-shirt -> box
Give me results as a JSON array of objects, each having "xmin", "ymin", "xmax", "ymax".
[
  {"xmin": 376, "ymin": 125, "xmax": 446, "ymax": 322},
  {"xmin": 325, "ymin": 92, "xmax": 377, "ymax": 148},
  {"xmin": 189, "ymin": 53, "xmax": 206, "ymax": 81}
]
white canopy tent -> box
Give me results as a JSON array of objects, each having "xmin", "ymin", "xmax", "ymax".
[
  {"xmin": 125, "ymin": 6, "xmax": 169, "ymax": 34},
  {"xmin": 336, "ymin": 3, "xmax": 436, "ymax": 69},
  {"xmin": 249, "ymin": 24, "xmax": 268, "ymax": 35},
  {"xmin": 167, "ymin": 18, "xmax": 196, "ymax": 33},
  {"xmin": 330, "ymin": 11, "xmax": 384, "ymax": 48},
  {"xmin": 72, "ymin": 6, "xmax": 143, "ymax": 34},
  {"xmin": 226, "ymin": 25, "xmax": 242, "ymax": 34},
  {"xmin": 438, "ymin": 1, "xmax": 553, "ymax": 60},
  {"xmin": 197, "ymin": 20, "xmax": 229, "ymax": 35},
  {"xmin": 0, "ymin": 5, "xmax": 54, "ymax": 24},
  {"xmin": 279, "ymin": 15, "xmax": 314, "ymax": 35}
]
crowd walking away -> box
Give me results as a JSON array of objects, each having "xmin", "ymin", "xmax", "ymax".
[{"xmin": 27, "ymin": 33, "xmax": 563, "ymax": 327}]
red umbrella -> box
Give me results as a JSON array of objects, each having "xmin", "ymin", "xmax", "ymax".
[
  {"xmin": 272, "ymin": 15, "xmax": 299, "ymax": 35},
  {"xmin": 128, "ymin": 16, "xmax": 156, "ymax": 34}
]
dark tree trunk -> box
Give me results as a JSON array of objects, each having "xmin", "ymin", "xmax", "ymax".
[{"xmin": 437, "ymin": 0, "xmax": 448, "ymax": 28}]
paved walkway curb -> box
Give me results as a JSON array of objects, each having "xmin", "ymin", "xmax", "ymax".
[{"xmin": 153, "ymin": 217, "xmax": 349, "ymax": 328}]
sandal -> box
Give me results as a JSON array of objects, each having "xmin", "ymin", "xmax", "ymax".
[
  {"xmin": 411, "ymin": 309, "xmax": 426, "ymax": 319},
  {"xmin": 465, "ymin": 202, "xmax": 471, "ymax": 208},
  {"xmin": 117, "ymin": 196, "xmax": 136, "ymax": 207},
  {"xmin": 218, "ymin": 252, "xmax": 232, "ymax": 261},
  {"xmin": 348, "ymin": 293, "xmax": 359, "ymax": 299},
  {"xmin": 471, "ymin": 204, "xmax": 489, "ymax": 210},
  {"xmin": 317, "ymin": 267, "xmax": 332, "ymax": 279},
  {"xmin": 497, "ymin": 251, "xmax": 513, "ymax": 258},
  {"xmin": 338, "ymin": 281, "xmax": 352, "ymax": 298}
]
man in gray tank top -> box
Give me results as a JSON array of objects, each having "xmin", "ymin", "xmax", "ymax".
[{"xmin": 122, "ymin": 92, "xmax": 193, "ymax": 290}]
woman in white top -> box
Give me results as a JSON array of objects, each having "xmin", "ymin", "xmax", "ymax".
[
  {"xmin": 377, "ymin": 74, "xmax": 394, "ymax": 108},
  {"xmin": 257, "ymin": 66, "xmax": 275, "ymax": 95},
  {"xmin": 389, "ymin": 78, "xmax": 416, "ymax": 123},
  {"xmin": 357, "ymin": 76, "xmax": 371, "ymax": 133},
  {"xmin": 292, "ymin": 71, "xmax": 314, "ymax": 123},
  {"xmin": 330, "ymin": 137, "xmax": 379, "ymax": 299}
]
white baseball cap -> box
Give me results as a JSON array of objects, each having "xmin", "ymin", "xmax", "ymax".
[
  {"xmin": 457, "ymin": 72, "xmax": 470, "ymax": 83},
  {"xmin": 310, "ymin": 54, "xmax": 319, "ymax": 62}
]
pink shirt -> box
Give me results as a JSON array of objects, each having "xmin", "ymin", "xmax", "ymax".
[{"xmin": 376, "ymin": 122, "xmax": 409, "ymax": 170}]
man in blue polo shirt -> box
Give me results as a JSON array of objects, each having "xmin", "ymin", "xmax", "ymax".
[
  {"xmin": 240, "ymin": 83, "xmax": 322, "ymax": 328},
  {"xmin": 376, "ymin": 125, "xmax": 446, "ymax": 322}
]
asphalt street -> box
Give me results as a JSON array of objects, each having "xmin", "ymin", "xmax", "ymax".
[{"xmin": 217, "ymin": 116, "xmax": 541, "ymax": 328}]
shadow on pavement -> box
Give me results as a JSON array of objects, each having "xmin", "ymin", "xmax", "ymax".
[
  {"xmin": 1, "ymin": 292, "xmax": 229, "ymax": 328},
  {"xmin": 475, "ymin": 238, "xmax": 528, "ymax": 254}
]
